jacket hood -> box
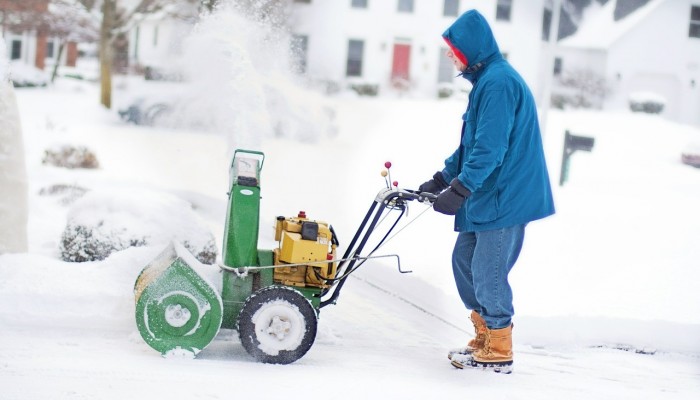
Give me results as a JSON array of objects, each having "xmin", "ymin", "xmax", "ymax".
[{"xmin": 442, "ymin": 10, "xmax": 501, "ymax": 69}]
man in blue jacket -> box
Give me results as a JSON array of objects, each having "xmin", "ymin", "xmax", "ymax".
[{"xmin": 419, "ymin": 9, "xmax": 555, "ymax": 373}]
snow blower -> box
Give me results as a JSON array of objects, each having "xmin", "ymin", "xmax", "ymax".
[{"xmin": 134, "ymin": 149, "xmax": 436, "ymax": 364}]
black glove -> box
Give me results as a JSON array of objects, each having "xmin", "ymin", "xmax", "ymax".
[
  {"xmin": 433, "ymin": 178, "xmax": 471, "ymax": 215},
  {"xmin": 418, "ymin": 171, "xmax": 449, "ymax": 194}
]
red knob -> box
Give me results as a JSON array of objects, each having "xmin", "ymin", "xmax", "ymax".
[
  {"xmin": 384, "ymin": 161, "xmax": 392, "ymax": 169},
  {"xmin": 393, "ymin": 181, "xmax": 398, "ymax": 187}
]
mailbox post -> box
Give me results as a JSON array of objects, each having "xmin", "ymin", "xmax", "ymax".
[{"xmin": 560, "ymin": 130, "xmax": 595, "ymax": 186}]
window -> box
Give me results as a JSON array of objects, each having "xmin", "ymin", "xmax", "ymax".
[
  {"xmin": 11, "ymin": 40, "xmax": 21, "ymax": 60},
  {"xmin": 437, "ymin": 47, "xmax": 454, "ymax": 83},
  {"xmin": 398, "ymin": 0, "xmax": 414, "ymax": 13},
  {"xmin": 690, "ymin": 5, "xmax": 700, "ymax": 39},
  {"xmin": 292, "ymin": 34, "xmax": 308, "ymax": 73},
  {"xmin": 346, "ymin": 39, "xmax": 364, "ymax": 77},
  {"xmin": 553, "ymin": 57, "xmax": 562, "ymax": 76},
  {"xmin": 542, "ymin": 7, "xmax": 552, "ymax": 41},
  {"xmin": 443, "ymin": 0, "xmax": 459, "ymax": 17},
  {"xmin": 351, "ymin": 0, "xmax": 367, "ymax": 8},
  {"xmin": 133, "ymin": 26, "xmax": 140, "ymax": 59},
  {"xmin": 496, "ymin": 0, "xmax": 512, "ymax": 21},
  {"xmin": 47, "ymin": 41, "xmax": 55, "ymax": 59}
]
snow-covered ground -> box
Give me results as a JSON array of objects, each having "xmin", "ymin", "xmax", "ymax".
[
  {"xmin": 0, "ymin": 75, "xmax": 699, "ymax": 399},
  {"xmin": 1, "ymin": 4, "xmax": 699, "ymax": 396}
]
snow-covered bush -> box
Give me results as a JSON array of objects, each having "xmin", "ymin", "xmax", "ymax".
[
  {"xmin": 60, "ymin": 190, "xmax": 218, "ymax": 264},
  {"xmin": 8, "ymin": 61, "xmax": 49, "ymax": 88},
  {"xmin": 554, "ymin": 68, "xmax": 608, "ymax": 109},
  {"xmin": 42, "ymin": 145, "xmax": 100, "ymax": 169},
  {"xmin": 349, "ymin": 83, "xmax": 379, "ymax": 97},
  {"xmin": 437, "ymin": 85, "xmax": 454, "ymax": 99},
  {"xmin": 628, "ymin": 91, "xmax": 666, "ymax": 114},
  {"xmin": 38, "ymin": 184, "xmax": 88, "ymax": 205}
]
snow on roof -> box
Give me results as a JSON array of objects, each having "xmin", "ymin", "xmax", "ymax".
[{"xmin": 559, "ymin": 0, "xmax": 667, "ymax": 50}]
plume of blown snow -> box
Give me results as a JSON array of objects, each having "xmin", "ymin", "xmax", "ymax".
[{"xmin": 176, "ymin": 2, "xmax": 320, "ymax": 152}]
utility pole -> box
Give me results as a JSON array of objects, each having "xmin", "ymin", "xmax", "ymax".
[{"xmin": 540, "ymin": 0, "xmax": 562, "ymax": 139}]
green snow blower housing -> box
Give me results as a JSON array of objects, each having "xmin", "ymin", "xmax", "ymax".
[{"xmin": 134, "ymin": 149, "xmax": 436, "ymax": 364}]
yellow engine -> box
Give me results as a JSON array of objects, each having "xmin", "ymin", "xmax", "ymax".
[{"xmin": 273, "ymin": 211, "xmax": 338, "ymax": 288}]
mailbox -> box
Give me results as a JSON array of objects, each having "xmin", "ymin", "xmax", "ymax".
[{"xmin": 560, "ymin": 130, "xmax": 595, "ymax": 186}]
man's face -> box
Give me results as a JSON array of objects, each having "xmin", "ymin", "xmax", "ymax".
[{"xmin": 446, "ymin": 48, "xmax": 466, "ymax": 72}]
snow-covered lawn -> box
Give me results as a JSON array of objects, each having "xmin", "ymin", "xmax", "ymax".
[{"xmin": 1, "ymin": 78, "xmax": 699, "ymax": 399}]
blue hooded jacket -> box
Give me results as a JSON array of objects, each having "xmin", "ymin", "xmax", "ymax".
[{"xmin": 441, "ymin": 10, "xmax": 555, "ymax": 232}]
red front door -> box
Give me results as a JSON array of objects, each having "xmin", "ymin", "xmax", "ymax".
[{"xmin": 391, "ymin": 43, "xmax": 411, "ymax": 81}]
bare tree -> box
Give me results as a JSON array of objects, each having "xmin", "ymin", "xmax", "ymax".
[
  {"xmin": 77, "ymin": 0, "xmax": 199, "ymax": 109},
  {"xmin": 0, "ymin": 0, "xmax": 49, "ymax": 34},
  {"xmin": 47, "ymin": 1, "xmax": 99, "ymax": 82},
  {"xmin": 236, "ymin": 0, "xmax": 289, "ymax": 26}
]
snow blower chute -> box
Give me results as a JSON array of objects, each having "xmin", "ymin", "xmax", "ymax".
[{"xmin": 134, "ymin": 149, "xmax": 436, "ymax": 364}]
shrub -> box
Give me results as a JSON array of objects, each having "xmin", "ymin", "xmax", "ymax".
[
  {"xmin": 42, "ymin": 145, "xmax": 99, "ymax": 169},
  {"xmin": 59, "ymin": 190, "xmax": 218, "ymax": 264},
  {"xmin": 350, "ymin": 83, "xmax": 379, "ymax": 96},
  {"xmin": 555, "ymin": 69, "xmax": 609, "ymax": 109},
  {"xmin": 437, "ymin": 87, "xmax": 454, "ymax": 99},
  {"xmin": 628, "ymin": 91, "xmax": 666, "ymax": 114},
  {"xmin": 38, "ymin": 184, "xmax": 88, "ymax": 205}
]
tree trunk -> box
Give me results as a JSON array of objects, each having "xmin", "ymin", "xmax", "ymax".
[
  {"xmin": 51, "ymin": 41, "xmax": 65, "ymax": 83},
  {"xmin": 99, "ymin": 0, "xmax": 114, "ymax": 109}
]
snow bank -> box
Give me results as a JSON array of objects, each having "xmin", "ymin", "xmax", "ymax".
[
  {"xmin": 628, "ymin": 90, "xmax": 668, "ymax": 105},
  {"xmin": 0, "ymin": 62, "xmax": 29, "ymax": 253},
  {"xmin": 0, "ymin": 39, "xmax": 8, "ymax": 81},
  {"xmin": 0, "ymin": 247, "xmax": 159, "ymax": 329}
]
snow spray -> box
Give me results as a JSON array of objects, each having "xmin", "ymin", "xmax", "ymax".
[{"xmin": 177, "ymin": 3, "xmax": 330, "ymax": 155}]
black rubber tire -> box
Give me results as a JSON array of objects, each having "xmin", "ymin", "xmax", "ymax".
[{"xmin": 237, "ymin": 286, "xmax": 318, "ymax": 364}]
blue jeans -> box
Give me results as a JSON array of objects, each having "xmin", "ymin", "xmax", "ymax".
[{"xmin": 451, "ymin": 225, "xmax": 526, "ymax": 329}]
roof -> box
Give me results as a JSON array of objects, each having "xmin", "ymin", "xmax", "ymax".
[{"xmin": 559, "ymin": 0, "xmax": 667, "ymax": 50}]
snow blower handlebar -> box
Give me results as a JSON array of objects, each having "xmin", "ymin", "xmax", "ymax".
[{"xmin": 319, "ymin": 184, "xmax": 437, "ymax": 308}]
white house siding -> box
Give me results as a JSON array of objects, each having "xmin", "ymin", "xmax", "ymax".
[
  {"xmin": 491, "ymin": 1, "xmax": 547, "ymax": 96},
  {"xmin": 4, "ymin": 31, "xmax": 38, "ymax": 66},
  {"xmin": 289, "ymin": 0, "xmax": 545, "ymax": 98},
  {"xmin": 555, "ymin": 47, "xmax": 608, "ymax": 76},
  {"xmin": 604, "ymin": 0, "xmax": 692, "ymax": 122},
  {"xmin": 556, "ymin": 0, "xmax": 700, "ymax": 126},
  {"xmin": 129, "ymin": 18, "xmax": 191, "ymax": 71}
]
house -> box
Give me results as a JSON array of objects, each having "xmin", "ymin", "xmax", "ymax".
[
  {"xmin": 127, "ymin": 10, "xmax": 195, "ymax": 79},
  {"xmin": 125, "ymin": 1, "xmax": 553, "ymax": 101},
  {"xmin": 0, "ymin": 0, "xmax": 79, "ymax": 73},
  {"xmin": 554, "ymin": 0, "xmax": 700, "ymax": 126},
  {"xmin": 288, "ymin": 0, "xmax": 548, "ymax": 98}
]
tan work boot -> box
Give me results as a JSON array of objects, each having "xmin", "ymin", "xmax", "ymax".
[
  {"xmin": 447, "ymin": 311, "xmax": 487, "ymax": 360},
  {"xmin": 451, "ymin": 324, "xmax": 514, "ymax": 374}
]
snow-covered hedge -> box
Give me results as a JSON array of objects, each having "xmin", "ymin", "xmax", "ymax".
[
  {"xmin": 42, "ymin": 144, "xmax": 100, "ymax": 169},
  {"xmin": 60, "ymin": 190, "xmax": 217, "ymax": 264},
  {"xmin": 8, "ymin": 61, "xmax": 49, "ymax": 88},
  {"xmin": 38, "ymin": 184, "xmax": 88, "ymax": 205},
  {"xmin": 629, "ymin": 91, "xmax": 666, "ymax": 114}
]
